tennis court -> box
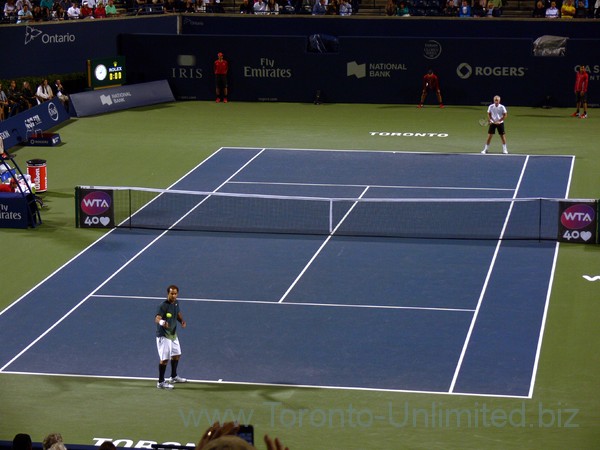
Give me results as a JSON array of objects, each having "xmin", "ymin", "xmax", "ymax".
[{"xmin": 0, "ymin": 147, "xmax": 574, "ymax": 398}]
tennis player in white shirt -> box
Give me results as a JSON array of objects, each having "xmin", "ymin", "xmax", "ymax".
[{"xmin": 482, "ymin": 95, "xmax": 509, "ymax": 155}]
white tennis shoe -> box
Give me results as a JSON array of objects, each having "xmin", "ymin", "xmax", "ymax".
[
  {"xmin": 169, "ymin": 375, "xmax": 187, "ymax": 383},
  {"xmin": 157, "ymin": 381, "xmax": 174, "ymax": 389}
]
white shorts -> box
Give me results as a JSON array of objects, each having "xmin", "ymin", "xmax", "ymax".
[{"xmin": 156, "ymin": 336, "xmax": 181, "ymax": 361}]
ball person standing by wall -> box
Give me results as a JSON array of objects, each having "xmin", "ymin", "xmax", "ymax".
[
  {"xmin": 155, "ymin": 284, "xmax": 187, "ymax": 389},
  {"xmin": 482, "ymin": 95, "xmax": 509, "ymax": 154},
  {"xmin": 214, "ymin": 52, "xmax": 229, "ymax": 103},
  {"xmin": 572, "ymin": 64, "xmax": 588, "ymax": 119},
  {"xmin": 418, "ymin": 69, "xmax": 444, "ymax": 108}
]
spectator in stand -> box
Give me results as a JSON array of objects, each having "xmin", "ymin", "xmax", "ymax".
[
  {"xmin": 594, "ymin": 0, "xmax": 599, "ymax": 17},
  {"xmin": 181, "ymin": 0, "xmax": 194, "ymax": 12},
  {"xmin": 459, "ymin": 0, "xmax": 471, "ymax": 15},
  {"xmin": 12, "ymin": 434, "xmax": 33, "ymax": 450},
  {"xmin": 67, "ymin": 1, "xmax": 81, "ymax": 17},
  {"xmin": 384, "ymin": 0, "xmax": 395, "ymax": 15},
  {"xmin": 94, "ymin": 1, "xmax": 106, "ymax": 16},
  {"xmin": 17, "ymin": 3, "xmax": 33, "ymax": 22},
  {"xmin": 545, "ymin": 0, "xmax": 560, "ymax": 15},
  {"xmin": 97, "ymin": 0, "xmax": 108, "ymax": 14},
  {"xmin": 560, "ymin": 0, "xmax": 576, "ymax": 15},
  {"xmin": 163, "ymin": 0, "xmax": 175, "ymax": 12},
  {"xmin": 485, "ymin": 0, "xmax": 501, "ymax": 15},
  {"xmin": 16, "ymin": 0, "xmax": 33, "ymax": 12},
  {"xmin": 80, "ymin": 1, "xmax": 94, "ymax": 17},
  {"xmin": 312, "ymin": 0, "xmax": 327, "ymax": 14},
  {"xmin": 253, "ymin": 0, "xmax": 267, "ymax": 13},
  {"xmin": 574, "ymin": 0, "xmax": 589, "ymax": 15},
  {"xmin": 266, "ymin": 0, "xmax": 280, "ymax": 14},
  {"xmin": 208, "ymin": 0, "xmax": 224, "ymax": 12},
  {"xmin": 532, "ymin": 0, "xmax": 546, "ymax": 15},
  {"xmin": 194, "ymin": 0, "xmax": 206, "ymax": 11},
  {"xmin": 0, "ymin": 83, "xmax": 8, "ymax": 121},
  {"xmin": 396, "ymin": 0, "xmax": 409, "ymax": 14},
  {"xmin": 31, "ymin": 4, "xmax": 44, "ymax": 19},
  {"xmin": 7, "ymin": 80, "xmax": 24, "ymax": 116},
  {"xmin": 238, "ymin": 0, "xmax": 253, "ymax": 13},
  {"xmin": 339, "ymin": 0, "xmax": 352, "ymax": 14},
  {"xmin": 21, "ymin": 81, "xmax": 36, "ymax": 108},
  {"xmin": 53, "ymin": 3, "xmax": 67, "ymax": 18},
  {"xmin": 36, "ymin": 79, "xmax": 54, "ymax": 103},
  {"xmin": 53, "ymin": 79, "xmax": 70, "ymax": 112},
  {"xmin": 444, "ymin": 0, "xmax": 458, "ymax": 15},
  {"xmin": 40, "ymin": 0, "xmax": 55, "ymax": 18},
  {"xmin": 105, "ymin": 0, "xmax": 118, "ymax": 15},
  {"xmin": 326, "ymin": 0, "xmax": 339, "ymax": 14},
  {"xmin": 4, "ymin": 0, "xmax": 18, "ymax": 21},
  {"xmin": 471, "ymin": 0, "xmax": 485, "ymax": 15},
  {"xmin": 42, "ymin": 434, "xmax": 64, "ymax": 450}
]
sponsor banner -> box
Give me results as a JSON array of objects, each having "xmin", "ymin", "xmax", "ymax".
[
  {"xmin": 77, "ymin": 188, "xmax": 114, "ymax": 229},
  {"xmin": 0, "ymin": 193, "xmax": 32, "ymax": 229},
  {"xmin": 557, "ymin": 201, "xmax": 598, "ymax": 244},
  {"xmin": 0, "ymin": 99, "xmax": 69, "ymax": 151},
  {"xmin": 120, "ymin": 34, "xmax": 599, "ymax": 107},
  {"xmin": 0, "ymin": 16, "xmax": 176, "ymax": 78},
  {"xmin": 70, "ymin": 80, "xmax": 175, "ymax": 117}
]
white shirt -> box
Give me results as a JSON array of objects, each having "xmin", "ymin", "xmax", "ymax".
[
  {"xmin": 67, "ymin": 5, "xmax": 81, "ymax": 17},
  {"xmin": 488, "ymin": 102, "xmax": 507, "ymax": 123},
  {"xmin": 36, "ymin": 84, "xmax": 54, "ymax": 101}
]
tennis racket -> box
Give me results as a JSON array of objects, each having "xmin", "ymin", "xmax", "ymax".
[{"xmin": 479, "ymin": 118, "xmax": 490, "ymax": 126}]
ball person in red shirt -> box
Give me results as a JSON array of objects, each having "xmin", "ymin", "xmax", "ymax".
[
  {"xmin": 572, "ymin": 64, "xmax": 589, "ymax": 119},
  {"xmin": 214, "ymin": 52, "xmax": 229, "ymax": 103},
  {"xmin": 418, "ymin": 69, "xmax": 444, "ymax": 108}
]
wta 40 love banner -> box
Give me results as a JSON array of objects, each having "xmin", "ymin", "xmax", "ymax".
[{"xmin": 558, "ymin": 201, "xmax": 598, "ymax": 244}]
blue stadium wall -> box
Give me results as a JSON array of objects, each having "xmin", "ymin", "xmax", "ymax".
[{"xmin": 1, "ymin": 15, "xmax": 598, "ymax": 106}]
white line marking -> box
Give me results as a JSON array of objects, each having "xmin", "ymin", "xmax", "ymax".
[
  {"xmin": 277, "ymin": 186, "xmax": 371, "ymax": 303},
  {"xmin": 91, "ymin": 294, "xmax": 476, "ymax": 313}
]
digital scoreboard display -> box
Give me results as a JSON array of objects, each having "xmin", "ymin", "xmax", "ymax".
[{"xmin": 87, "ymin": 56, "xmax": 126, "ymax": 89}]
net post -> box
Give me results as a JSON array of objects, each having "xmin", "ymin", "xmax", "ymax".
[
  {"xmin": 329, "ymin": 199, "xmax": 333, "ymax": 233},
  {"xmin": 538, "ymin": 198, "xmax": 542, "ymax": 242}
]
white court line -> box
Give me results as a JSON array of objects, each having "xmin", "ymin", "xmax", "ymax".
[
  {"xmin": 91, "ymin": 294, "xmax": 476, "ymax": 313},
  {"xmin": 277, "ymin": 186, "xmax": 371, "ymax": 303},
  {"xmin": 448, "ymin": 155, "xmax": 530, "ymax": 394},
  {"xmin": 229, "ymin": 180, "xmax": 515, "ymax": 192},
  {"xmin": 0, "ymin": 370, "xmax": 531, "ymax": 399}
]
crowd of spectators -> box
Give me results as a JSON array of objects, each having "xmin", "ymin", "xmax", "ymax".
[
  {"xmin": 2, "ymin": 0, "xmax": 119, "ymax": 21},
  {"xmin": 2, "ymin": 0, "xmax": 599, "ymax": 22},
  {"xmin": 381, "ymin": 0, "xmax": 598, "ymax": 16},
  {"xmin": 0, "ymin": 78, "xmax": 69, "ymax": 120},
  {"xmin": 532, "ymin": 0, "xmax": 596, "ymax": 17}
]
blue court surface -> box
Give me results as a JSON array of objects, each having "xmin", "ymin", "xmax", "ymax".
[{"xmin": 0, "ymin": 148, "xmax": 575, "ymax": 398}]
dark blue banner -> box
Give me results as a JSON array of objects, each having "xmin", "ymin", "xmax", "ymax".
[
  {"xmin": 0, "ymin": 16, "xmax": 176, "ymax": 79},
  {"xmin": 70, "ymin": 80, "xmax": 175, "ymax": 117},
  {"xmin": 0, "ymin": 99, "xmax": 70, "ymax": 151},
  {"xmin": 120, "ymin": 34, "xmax": 599, "ymax": 107}
]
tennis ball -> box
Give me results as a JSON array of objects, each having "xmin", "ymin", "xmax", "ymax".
[{"xmin": 166, "ymin": 313, "xmax": 172, "ymax": 318}]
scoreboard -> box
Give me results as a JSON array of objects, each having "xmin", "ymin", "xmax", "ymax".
[{"xmin": 87, "ymin": 56, "xmax": 127, "ymax": 90}]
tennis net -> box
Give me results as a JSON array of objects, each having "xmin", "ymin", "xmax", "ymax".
[{"xmin": 75, "ymin": 186, "xmax": 576, "ymax": 240}]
